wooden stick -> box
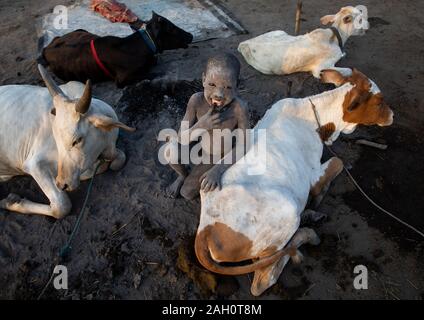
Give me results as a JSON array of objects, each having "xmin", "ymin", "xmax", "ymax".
[
  {"xmin": 302, "ymin": 283, "xmax": 316, "ymax": 297},
  {"xmin": 356, "ymin": 139, "xmax": 388, "ymax": 150},
  {"xmin": 295, "ymin": 1, "xmax": 302, "ymax": 35},
  {"xmin": 110, "ymin": 211, "xmax": 140, "ymax": 236},
  {"xmin": 388, "ymin": 290, "xmax": 400, "ymax": 300},
  {"xmin": 406, "ymin": 279, "xmax": 418, "ymax": 290}
]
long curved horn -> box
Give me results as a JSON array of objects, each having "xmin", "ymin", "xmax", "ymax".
[
  {"xmin": 75, "ymin": 80, "xmax": 92, "ymax": 114},
  {"xmin": 37, "ymin": 64, "xmax": 66, "ymax": 98}
]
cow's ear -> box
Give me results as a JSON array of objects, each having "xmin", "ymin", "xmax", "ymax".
[
  {"xmin": 88, "ymin": 114, "xmax": 136, "ymax": 132},
  {"xmin": 320, "ymin": 14, "xmax": 336, "ymax": 25},
  {"xmin": 320, "ymin": 69, "xmax": 346, "ymax": 87},
  {"xmin": 152, "ymin": 11, "xmax": 161, "ymax": 21}
]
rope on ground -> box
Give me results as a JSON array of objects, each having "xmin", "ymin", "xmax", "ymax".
[
  {"xmin": 36, "ymin": 269, "xmax": 56, "ymax": 300},
  {"xmin": 59, "ymin": 161, "xmax": 104, "ymax": 259},
  {"xmin": 37, "ymin": 161, "xmax": 104, "ymax": 300},
  {"xmin": 309, "ymin": 99, "xmax": 424, "ymax": 239},
  {"xmin": 326, "ymin": 145, "xmax": 424, "ymax": 239}
]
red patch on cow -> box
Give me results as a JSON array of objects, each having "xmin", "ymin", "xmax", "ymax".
[{"xmin": 317, "ymin": 122, "xmax": 336, "ymax": 142}]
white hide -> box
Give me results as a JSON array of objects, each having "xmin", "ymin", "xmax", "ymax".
[
  {"xmin": 0, "ymin": 82, "xmax": 118, "ymax": 181},
  {"xmin": 238, "ymin": 29, "xmax": 344, "ymax": 77},
  {"xmin": 238, "ymin": 7, "xmax": 368, "ymax": 78},
  {"xmin": 199, "ymin": 83, "xmax": 365, "ymax": 257}
]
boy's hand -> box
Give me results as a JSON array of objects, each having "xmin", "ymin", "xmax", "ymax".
[
  {"xmin": 197, "ymin": 109, "xmax": 226, "ymax": 130},
  {"xmin": 199, "ymin": 166, "xmax": 223, "ymax": 192}
]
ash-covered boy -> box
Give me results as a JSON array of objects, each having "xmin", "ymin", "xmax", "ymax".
[{"xmin": 162, "ymin": 53, "xmax": 250, "ymax": 200}]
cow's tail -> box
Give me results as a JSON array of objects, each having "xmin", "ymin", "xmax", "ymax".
[{"xmin": 194, "ymin": 229, "xmax": 297, "ymax": 275}]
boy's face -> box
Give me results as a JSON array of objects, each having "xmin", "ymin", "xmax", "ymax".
[{"xmin": 202, "ymin": 67, "xmax": 238, "ymax": 111}]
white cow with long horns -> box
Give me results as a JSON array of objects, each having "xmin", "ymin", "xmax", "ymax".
[{"xmin": 0, "ymin": 65, "xmax": 134, "ymax": 218}]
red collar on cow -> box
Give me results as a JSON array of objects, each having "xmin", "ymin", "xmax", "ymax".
[
  {"xmin": 90, "ymin": 39, "xmax": 114, "ymax": 79},
  {"xmin": 138, "ymin": 25, "xmax": 157, "ymax": 53},
  {"xmin": 329, "ymin": 26, "xmax": 344, "ymax": 53}
]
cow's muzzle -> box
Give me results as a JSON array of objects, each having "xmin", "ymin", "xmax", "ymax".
[
  {"xmin": 56, "ymin": 179, "xmax": 77, "ymax": 192},
  {"xmin": 56, "ymin": 173, "xmax": 80, "ymax": 192},
  {"xmin": 56, "ymin": 180, "xmax": 68, "ymax": 191},
  {"xmin": 378, "ymin": 109, "xmax": 394, "ymax": 126}
]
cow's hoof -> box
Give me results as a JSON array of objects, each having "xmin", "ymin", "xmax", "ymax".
[
  {"xmin": 0, "ymin": 193, "xmax": 22, "ymax": 209},
  {"xmin": 301, "ymin": 209, "xmax": 327, "ymax": 225},
  {"xmin": 307, "ymin": 229, "xmax": 321, "ymax": 246},
  {"xmin": 291, "ymin": 250, "xmax": 304, "ymax": 264}
]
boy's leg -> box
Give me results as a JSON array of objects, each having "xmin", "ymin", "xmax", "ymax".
[
  {"xmin": 180, "ymin": 163, "xmax": 215, "ymax": 200},
  {"xmin": 164, "ymin": 140, "xmax": 189, "ymax": 198},
  {"xmin": 166, "ymin": 163, "xmax": 188, "ymax": 198}
]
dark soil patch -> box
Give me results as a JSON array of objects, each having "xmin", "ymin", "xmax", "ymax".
[
  {"xmin": 176, "ymin": 237, "xmax": 239, "ymax": 299},
  {"xmin": 272, "ymin": 275, "xmax": 312, "ymax": 300},
  {"xmin": 343, "ymin": 125, "xmax": 424, "ymax": 248},
  {"xmin": 117, "ymin": 79, "xmax": 202, "ymax": 124},
  {"xmin": 369, "ymin": 17, "xmax": 391, "ymax": 28}
]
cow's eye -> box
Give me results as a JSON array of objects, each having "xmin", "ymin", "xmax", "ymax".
[
  {"xmin": 72, "ymin": 137, "xmax": 83, "ymax": 147},
  {"xmin": 343, "ymin": 15, "xmax": 353, "ymax": 24},
  {"xmin": 348, "ymin": 101, "xmax": 360, "ymax": 112},
  {"xmin": 226, "ymin": 86, "xmax": 232, "ymax": 90},
  {"xmin": 209, "ymin": 83, "xmax": 216, "ymax": 87}
]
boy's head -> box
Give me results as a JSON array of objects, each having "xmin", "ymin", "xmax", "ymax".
[{"xmin": 202, "ymin": 53, "xmax": 240, "ymax": 110}]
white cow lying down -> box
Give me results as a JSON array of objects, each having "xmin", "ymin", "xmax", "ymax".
[
  {"xmin": 0, "ymin": 65, "xmax": 134, "ymax": 219},
  {"xmin": 195, "ymin": 68, "xmax": 393, "ymax": 296},
  {"xmin": 238, "ymin": 6, "xmax": 369, "ymax": 77}
]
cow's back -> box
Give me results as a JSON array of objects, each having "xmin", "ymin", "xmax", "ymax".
[
  {"xmin": 238, "ymin": 29, "xmax": 341, "ymax": 75},
  {"xmin": 0, "ymin": 85, "xmax": 53, "ymax": 174},
  {"xmin": 238, "ymin": 31, "xmax": 293, "ymax": 74},
  {"xmin": 42, "ymin": 30, "xmax": 103, "ymax": 82},
  {"xmin": 222, "ymin": 99, "xmax": 320, "ymax": 194},
  {"xmin": 200, "ymin": 182, "xmax": 300, "ymax": 257}
]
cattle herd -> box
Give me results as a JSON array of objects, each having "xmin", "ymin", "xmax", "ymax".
[{"xmin": 0, "ymin": 5, "xmax": 394, "ymax": 296}]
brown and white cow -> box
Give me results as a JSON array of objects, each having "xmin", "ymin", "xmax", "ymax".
[{"xmin": 195, "ymin": 68, "xmax": 393, "ymax": 296}]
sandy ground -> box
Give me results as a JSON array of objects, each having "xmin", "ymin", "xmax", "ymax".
[{"xmin": 0, "ymin": 0, "xmax": 423, "ymax": 300}]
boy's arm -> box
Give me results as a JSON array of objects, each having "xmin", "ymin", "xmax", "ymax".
[
  {"xmin": 200, "ymin": 100, "xmax": 250, "ymax": 192},
  {"xmin": 177, "ymin": 94, "xmax": 197, "ymax": 144},
  {"xmin": 178, "ymin": 93, "xmax": 221, "ymax": 145}
]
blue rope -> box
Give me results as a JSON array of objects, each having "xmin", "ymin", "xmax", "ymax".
[
  {"xmin": 59, "ymin": 161, "xmax": 104, "ymax": 260},
  {"xmin": 38, "ymin": 161, "xmax": 104, "ymax": 299}
]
